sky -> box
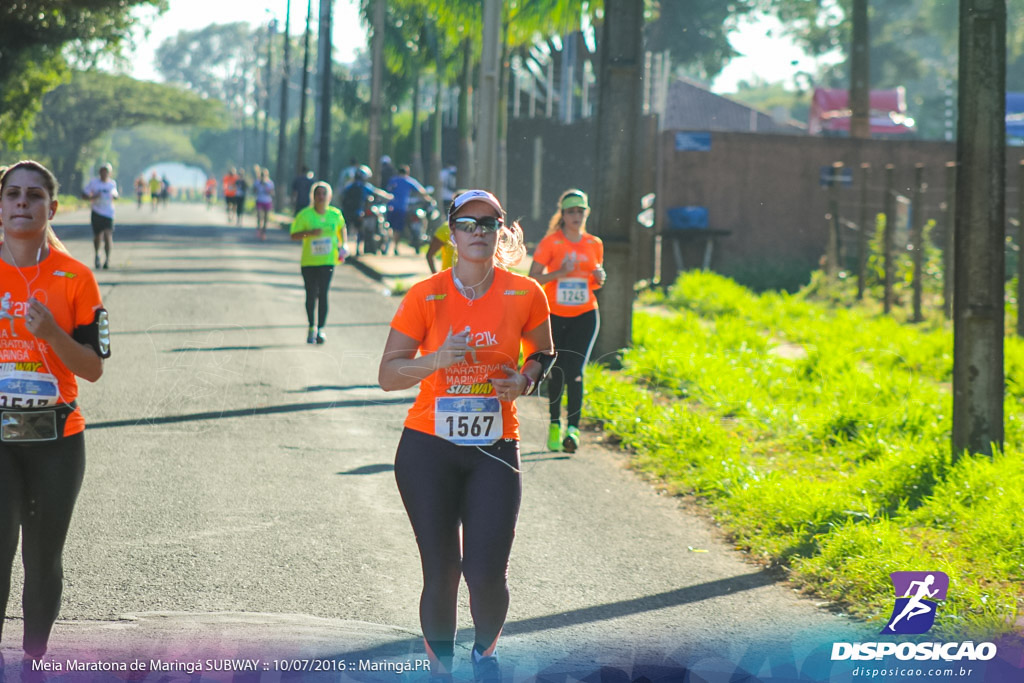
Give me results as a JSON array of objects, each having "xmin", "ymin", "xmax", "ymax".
[
  {"xmin": 127, "ymin": 0, "xmax": 364, "ymax": 83},
  {"xmin": 126, "ymin": 1, "xmax": 830, "ymax": 94}
]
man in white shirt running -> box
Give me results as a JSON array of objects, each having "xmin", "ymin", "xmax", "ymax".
[{"xmin": 81, "ymin": 163, "xmax": 119, "ymax": 269}]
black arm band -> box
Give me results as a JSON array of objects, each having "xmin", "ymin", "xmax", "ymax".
[
  {"xmin": 523, "ymin": 350, "xmax": 556, "ymax": 394},
  {"xmin": 72, "ymin": 308, "xmax": 111, "ymax": 358}
]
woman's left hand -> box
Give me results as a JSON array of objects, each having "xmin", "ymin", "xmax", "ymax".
[
  {"xmin": 492, "ymin": 365, "xmax": 528, "ymax": 401},
  {"xmin": 23, "ymin": 298, "xmax": 57, "ymax": 342},
  {"xmin": 592, "ymin": 264, "xmax": 607, "ymax": 287}
]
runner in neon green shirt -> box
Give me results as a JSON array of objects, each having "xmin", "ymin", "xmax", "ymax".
[{"xmin": 290, "ymin": 181, "xmax": 347, "ymax": 343}]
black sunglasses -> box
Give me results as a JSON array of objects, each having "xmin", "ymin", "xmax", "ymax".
[{"xmin": 452, "ymin": 216, "xmax": 503, "ymax": 233}]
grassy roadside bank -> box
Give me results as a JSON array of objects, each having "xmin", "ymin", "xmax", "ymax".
[{"xmin": 584, "ymin": 271, "xmax": 1024, "ymax": 638}]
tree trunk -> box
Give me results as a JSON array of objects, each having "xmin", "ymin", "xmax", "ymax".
[
  {"xmin": 457, "ymin": 38, "xmax": 475, "ymax": 188},
  {"xmin": 952, "ymin": 0, "xmax": 1006, "ymax": 459},
  {"xmin": 295, "ymin": 0, "xmax": 313, "ymax": 178},
  {"xmin": 476, "ymin": 0, "xmax": 501, "ymax": 192},
  {"xmin": 496, "ymin": 7, "xmax": 510, "ymax": 201},
  {"xmin": 315, "ymin": 0, "xmax": 332, "ymax": 181},
  {"xmin": 411, "ymin": 67, "xmax": 423, "ymax": 181},
  {"xmin": 431, "ymin": 41, "xmax": 444, "ymax": 204},
  {"xmin": 591, "ymin": 0, "xmax": 644, "ymax": 365},
  {"xmin": 369, "ymin": 0, "xmax": 386, "ymax": 183},
  {"xmin": 849, "ymin": 0, "xmax": 870, "ymax": 140},
  {"xmin": 274, "ymin": 0, "xmax": 292, "ymax": 208}
]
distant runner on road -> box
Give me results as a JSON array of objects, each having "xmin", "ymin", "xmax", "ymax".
[
  {"xmin": 529, "ymin": 189, "xmax": 605, "ymax": 453},
  {"xmin": 289, "ymin": 181, "xmax": 346, "ymax": 345},
  {"xmin": 378, "ymin": 189, "xmax": 555, "ymax": 683},
  {"xmin": 81, "ymin": 163, "xmax": 118, "ymax": 270},
  {"xmin": 204, "ymin": 176, "xmax": 217, "ymax": 209},
  {"xmin": 253, "ymin": 168, "xmax": 275, "ymax": 240},
  {"xmin": 148, "ymin": 172, "xmax": 161, "ymax": 212},
  {"xmin": 0, "ymin": 160, "xmax": 110, "ymax": 662},
  {"xmin": 222, "ymin": 168, "xmax": 238, "ymax": 220}
]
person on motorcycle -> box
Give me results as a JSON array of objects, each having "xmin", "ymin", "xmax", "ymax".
[
  {"xmin": 340, "ymin": 165, "xmax": 392, "ymax": 256},
  {"xmin": 385, "ymin": 165, "xmax": 436, "ymax": 256}
]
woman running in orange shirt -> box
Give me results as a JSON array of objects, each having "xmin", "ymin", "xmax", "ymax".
[
  {"xmin": 379, "ymin": 190, "xmax": 555, "ymax": 682},
  {"xmin": 0, "ymin": 161, "xmax": 110, "ymax": 661},
  {"xmin": 529, "ymin": 189, "xmax": 606, "ymax": 453}
]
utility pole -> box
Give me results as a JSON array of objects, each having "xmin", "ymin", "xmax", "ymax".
[
  {"xmin": 430, "ymin": 23, "xmax": 444, "ymax": 205},
  {"xmin": 295, "ymin": 0, "xmax": 313, "ymax": 177},
  {"xmin": 369, "ymin": 0, "xmax": 386, "ymax": 183},
  {"xmin": 274, "ymin": 0, "xmax": 292, "ymax": 209},
  {"xmin": 263, "ymin": 18, "xmax": 276, "ymax": 168},
  {"xmin": 952, "ymin": 0, "xmax": 1006, "ymax": 459},
  {"xmin": 315, "ymin": 0, "xmax": 332, "ymax": 181},
  {"xmin": 591, "ymin": 0, "xmax": 644, "ymax": 364},
  {"xmin": 849, "ymin": 0, "xmax": 870, "ymax": 140},
  {"xmin": 476, "ymin": 0, "xmax": 501, "ymax": 192},
  {"xmin": 456, "ymin": 39, "xmax": 475, "ymax": 188}
]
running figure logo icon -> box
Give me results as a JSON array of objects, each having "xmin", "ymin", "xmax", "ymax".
[
  {"xmin": 0, "ymin": 292, "xmax": 17, "ymax": 336},
  {"xmin": 881, "ymin": 571, "xmax": 949, "ymax": 634}
]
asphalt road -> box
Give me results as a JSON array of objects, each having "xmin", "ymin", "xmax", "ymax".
[{"xmin": 1, "ymin": 202, "xmax": 869, "ymax": 681}]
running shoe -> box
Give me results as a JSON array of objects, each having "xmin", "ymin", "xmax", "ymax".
[
  {"xmin": 94, "ymin": 254, "xmax": 101, "ymax": 269},
  {"xmin": 471, "ymin": 648, "xmax": 501, "ymax": 683},
  {"xmin": 563, "ymin": 426, "xmax": 580, "ymax": 453},
  {"xmin": 102, "ymin": 261, "xmax": 109, "ymax": 270},
  {"xmin": 306, "ymin": 326, "xmax": 317, "ymax": 344},
  {"xmin": 316, "ymin": 329, "xmax": 326, "ymax": 344},
  {"xmin": 547, "ymin": 423, "xmax": 562, "ymax": 452}
]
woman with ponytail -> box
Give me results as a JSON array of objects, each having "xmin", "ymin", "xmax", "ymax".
[{"xmin": 0, "ymin": 160, "xmax": 110, "ymax": 661}]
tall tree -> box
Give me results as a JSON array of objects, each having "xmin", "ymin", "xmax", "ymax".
[
  {"xmin": 952, "ymin": 0, "xmax": 1006, "ymax": 458},
  {"xmin": 0, "ymin": 0, "xmax": 164, "ymax": 148},
  {"xmin": 108, "ymin": 125, "xmax": 215, "ymax": 187},
  {"xmin": 645, "ymin": 0, "xmax": 755, "ymax": 77},
  {"xmin": 29, "ymin": 70, "xmax": 222, "ymax": 190},
  {"xmin": 275, "ymin": 0, "xmax": 293, "ymax": 208},
  {"xmin": 592, "ymin": 0, "xmax": 644, "ymax": 362},
  {"xmin": 154, "ymin": 23, "xmax": 259, "ymax": 114}
]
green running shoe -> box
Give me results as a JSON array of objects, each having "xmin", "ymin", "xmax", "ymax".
[
  {"xmin": 306, "ymin": 326, "xmax": 317, "ymax": 344},
  {"xmin": 563, "ymin": 426, "xmax": 580, "ymax": 453},
  {"xmin": 547, "ymin": 423, "xmax": 562, "ymax": 452}
]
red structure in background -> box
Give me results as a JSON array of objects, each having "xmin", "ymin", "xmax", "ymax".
[{"xmin": 809, "ymin": 87, "xmax": 916, "ymax": 136}]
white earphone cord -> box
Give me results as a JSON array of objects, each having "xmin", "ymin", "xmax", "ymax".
[
  {"xmin": 6, "ymin": 234, "xmax": 62, "ymax": 387},
  {"xmin": 474, "ymin": 444, "xmax": 521, "ymax": 473}
]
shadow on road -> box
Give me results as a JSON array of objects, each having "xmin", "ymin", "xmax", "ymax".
[
  {"xmin": 113, "ymin": 322, "xmax": 391, "ymax": 336},
  {"xmin": 248, "ymin": 573, "xmax": 782, "ymax": 682},
  {"xmin": 502, "ymin": 570, "xmax": 779, "ymax": 636},
  {"xmin": 337, "ymin": 464, "xmax": 395, "ymax": 476},
  {"xmin": 295, "ymin": 385, "xmax": 384, "ymax": 393},
  {"xmin": 87, "ymin": 396, "xmax": 415, "ymax": 430},
  {"xmin": 167, "ymin": 345, "xmax": 298, "ymax": 352}
]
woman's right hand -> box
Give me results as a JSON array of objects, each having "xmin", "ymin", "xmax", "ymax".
[
  {"xmin": 432, "ymin": 327, "xmax": 472, "ymax": 370},
  {"xmin": 558, "ymin": 253, "xmax": 577, "ymax": 276}
]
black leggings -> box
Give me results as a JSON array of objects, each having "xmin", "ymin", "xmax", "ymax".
[
  {"xmin": 394, "ymin": 429, "xmax": 521, "ymax": 673},
  {"xmin": 301, "ymin": 265, "xmax": 334, "ymax": 328},
  {"xmin": 0, "ymin": 432, "xmax": 86, "ymax": 657},
  {"xmin": 548, "ymin": 309, "xmax": 600, "ymax": 428}
]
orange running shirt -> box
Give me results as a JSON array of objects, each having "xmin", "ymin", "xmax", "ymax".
[
  {"xmin": 389, "ymin": 268, "xmax": 549, "ymax": 442},
  {"xmin": 0, "ymin": 248, "xmax": 108, "ymax": 436},
  {"xmin": 222, "ymin": 173, "xmax": 238, "ymax": 198},
  {"xmin": 532, "ymin": 231, "xmax": 604, "ymax": 317}
]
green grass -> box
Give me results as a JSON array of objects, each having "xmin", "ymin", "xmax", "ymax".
[{"xmin": 586, "ymin": 270, "xmax": 1024, "ymax": 638}]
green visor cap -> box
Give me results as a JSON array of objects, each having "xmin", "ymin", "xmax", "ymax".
[{"xmin": 561, "ymin": 193, "xmax": 589, "ymax": 210}]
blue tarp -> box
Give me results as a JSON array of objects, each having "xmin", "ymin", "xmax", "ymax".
[{"xmin": 1007, "ymin": 92, "xmax": 1024, "ymax": 137}]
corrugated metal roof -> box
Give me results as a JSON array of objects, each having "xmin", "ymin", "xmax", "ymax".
[{"xmin": 661, "ymin": 78, "xmax": 806, "ymax": 135}]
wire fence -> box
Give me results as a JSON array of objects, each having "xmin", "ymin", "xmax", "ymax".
[{"xmin": 820, "ymin": 160, "xmax": 1024, "ymax": 333}]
